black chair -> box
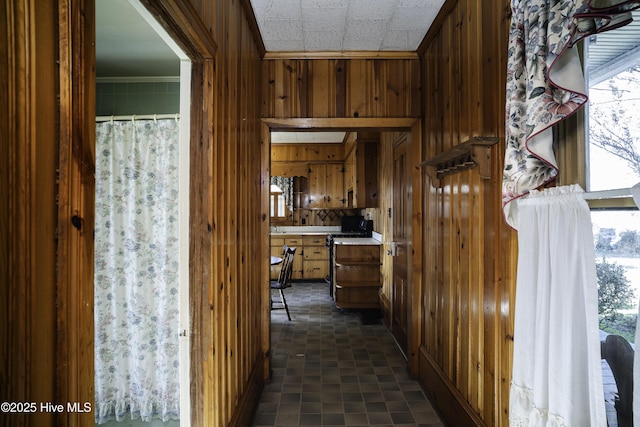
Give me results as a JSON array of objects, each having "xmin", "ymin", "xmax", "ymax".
[
  {"xmin": 270, "ymin": 246, "xmax": 296, "ymax": 320},
  {"xmin": 601, "ymin": 334, "xmax": 634, "ymax": 427}
]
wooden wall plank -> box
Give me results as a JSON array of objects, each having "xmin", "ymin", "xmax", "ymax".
[
  {"xmin": 263, "ymin": 59, "xmax": 421, "ymax": 119},
  {"xmin": 271, "ymin": 143, "xmax": 344, "ymax": 163},
  {"xmin": 309, "ymin": 60, "xmax": 329, "ymax": 117},
  {"xmin": 0, "ymin": 3, "xmax": 9, "ymax": 417},
  {"xmin": 56, "ymin": 1, "xmax": 96, "ymax": 425},
  {"xmin": 335, "ymin": 59, "xmax": 347, "ymax": 117},
  {"xmin": 1, "ymin": 2, "xmax": 92, "ymax": 425}
]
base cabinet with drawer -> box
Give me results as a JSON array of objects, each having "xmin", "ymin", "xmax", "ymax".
[
  {"xmin": 271, "ymin": 234, "xmax": 329, "ymax": 280},
  {"xmin": 302, "ymin": 236, "xmax": 329, "ymax": 280},
  {"xmin": 333, "ymin": 243, "xmax": 381, "ymax": 309}
]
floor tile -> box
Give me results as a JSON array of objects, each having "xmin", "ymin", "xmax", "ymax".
[{"xmin": 251, "ymin": 281, "xmax": 446, "ymax": 427}]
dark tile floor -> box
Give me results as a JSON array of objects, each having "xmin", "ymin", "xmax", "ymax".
[{"xmin": 252, "ymin": 281, "xmax": 446, "ymax": 427}]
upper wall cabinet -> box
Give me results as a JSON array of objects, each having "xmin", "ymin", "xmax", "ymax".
[
  {"xmin": 308, "ymin": 162, "xmax": 345, "ymax": 209},
  {"xmin": 344, "ymin": 132, "xmax": 379, "ymax": 208}
]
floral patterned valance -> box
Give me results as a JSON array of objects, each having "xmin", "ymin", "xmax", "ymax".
[
  {"xmin": 271, "ymin": 176, "xmax": 294, "ymax": 207},
  {"xmin": 502, "ymin": 0, "xmax": 640, "ymax": 228}
]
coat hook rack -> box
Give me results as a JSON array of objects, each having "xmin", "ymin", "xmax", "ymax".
[{"xmin": 419, "ymin": 136, "xmax": 499, "ymax": 188}]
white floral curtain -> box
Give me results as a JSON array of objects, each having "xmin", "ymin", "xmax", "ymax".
[
  {"xmin": 271, "ymin": 175, "xmax": 294, "ymax": 207},
  {"xmin": 510, "ymin": 185, "xmax": 605, "ymax": 426},
  {"xmin": 94, "ymin": 119, "xmax": 181, "ymax": 424}
]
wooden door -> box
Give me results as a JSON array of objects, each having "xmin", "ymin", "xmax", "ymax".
[{"xmin": 392, "ymin": 134, "xmax": 411, "ymax": 354}]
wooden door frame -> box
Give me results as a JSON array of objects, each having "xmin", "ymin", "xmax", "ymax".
[
  {"xmin": 59, "ymin": 0, "xmax": 216, "ymax": 424},
  {"xmin": 261, "ymin": 117, "xmax": 423, "ymax": 376}
]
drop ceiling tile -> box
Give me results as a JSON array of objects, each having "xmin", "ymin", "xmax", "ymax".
[
  {"xmin": 344, "ymin": 19, "xmax": 388, "ymax": 41},
  {"xmin": 301, "ymin": 0, "xmax": 349, "ymax": 9},
  {"xmin": 398, "ymin": 0, "xmax": 443, "ymax": 7},
  {"xmin": 271, "ymin": 131, "xmax": 346, "ymax": 143},
  {"xmin": 407, "ymin": 29, "xmax": 429, "ymax": 48},
  {"xmin": 263, "ymin": 0, "xmax": 301, "ymax": 20},
  {"xmin": 263, "ymin": 39, "xmax": 304, "ymax": 51},
  {"xmin": 382, "ymin": 30, "xmax": 410, "ymax": 50},
  {"xmin": 304, "ymin": 29, "xmax": 344, "ymax": 50},
  {"xmin": 258, "ymin": 19, "xmax": 303, "ymax": 41},
  {"xmin": 389, "ymin": 7, "xmax": 439, "ymax": 30},
  {"xmin": 301, "ymin": 7, "xmax": 347, "ymax": 30},
  {"xmin": 347, "ymin": 0, "xmax": 397, "ymax": 20},
  {"xmin": 249, "ymin": 0, "xmax": 446, "ymax": 52},
  {"xmin": 343, "ymin": 38, "xmax": 384, "ymax": 51},
  {"xmin": 250, "ymin": 0, "xmax": 271, "ymax": 15}
]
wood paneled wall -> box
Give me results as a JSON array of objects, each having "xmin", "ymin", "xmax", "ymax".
[
  {"xmin": 2, "ymin": 0, "xmax": 265, "ymax": 426},
  {"xmin": 1, "ymin": 1, "xmax": 94, "ymax": 425},
  {"xmin": 271, "ymin": 143, "xmax": 345, "ymax": 163},
  {"xmin": 1, "ymin": 1, "xmax": 57, "ymax": 424},
  {"xmin": 262, "ymin": 59, "xmax": 421, "ymax": 118},
  {"xmin": 3, "ymin": 0, "xmax": 519, "ymax": 425},
  {"xmin": 364, "ymin": 133, "xmax": 401, "ymax": 307},
  {"xmin": 419, "ymin": 1, "xmax": 516, "ymax": 426},
  {"xmin": 185, "ymin": 1, "xmax": 265, "ymax": 426}
]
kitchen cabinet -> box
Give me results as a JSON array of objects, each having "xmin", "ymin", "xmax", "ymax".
[
  {"xmin": 344, "ymin": 137, "xmax": 379, "ymax": 208},
  {"xmin": 270, "ymin": 235, "xmax": 303, "ymax": 280},
  {"xmin": 302, "ymin": 235, "xmax": 329, "ymax": 280},
  {"xmin": 344, "ymin": 148, "xmax": 356, "ymax": 206},
  {"xmin": 271, "ymin": 234, "xmax": 329, "ymax": 280},
  {"xmin": 308, "ymin": 162, "xmax": 344, "ymax": 208},
  {"xmin": 333, "ymin": 243, "xmax": 381, "ymax": 309}
]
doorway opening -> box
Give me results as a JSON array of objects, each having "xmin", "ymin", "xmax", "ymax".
[
  {"xmin": 95, "ymin": 0, "xmax": 191, "ymax": 425},
  {"xmin": 263, "ymin": 118, "xmax": 421, "ymax": 374}
]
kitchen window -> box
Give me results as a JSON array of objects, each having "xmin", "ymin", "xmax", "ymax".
[{"xmin": 270, "ymin": 185, "xmax": 286, "ymax": 219}]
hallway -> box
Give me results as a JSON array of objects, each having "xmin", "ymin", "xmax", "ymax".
[{"xmin": 252, "ymin": 281, "xmax": 446, "ymax": 427}]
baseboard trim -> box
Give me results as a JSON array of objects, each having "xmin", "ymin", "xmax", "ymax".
[
  {"xmin": 228, "ymin": 355, "xmax": 265, "ymax": 427},
  {"xmin": 419, "ymin": 346, "xmax": 486, "ymax": 427},
  {"xmin": 379, "ymin": 290, "xmax": 391, "ymax": 329}
]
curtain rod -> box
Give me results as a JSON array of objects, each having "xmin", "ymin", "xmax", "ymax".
[
  {"xmin": 96, "ymin": 114, "xmax": 180, "ymax": 122},
  {"xmin": 582, "ymin": 187, "xmax": 633, "ymax": 200}
]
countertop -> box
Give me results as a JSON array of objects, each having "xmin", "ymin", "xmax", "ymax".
[
  {"xmin": 269, "ymin": 227, "xmax": 383, "ymax": 246},
  {"xmin": 270, "ymin": 226, "xmax": 340, "ymax": 236},
  {"xmin": 333, "ymin": 236, "xmax": 382, "ymax": 245}
]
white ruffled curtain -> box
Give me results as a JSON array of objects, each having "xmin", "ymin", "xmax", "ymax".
[
  {"xmin": 510, "ymin": 185, "xmax": 605, "ymax": 426},
  {"xmin": 503, "ymin": 1, "xmax": 640, "ymax": 425},
  {"xmin": 94, "ymin": 119, "xmax": 181, "ymax": 423}
]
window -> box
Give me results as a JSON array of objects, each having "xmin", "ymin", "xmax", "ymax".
[
  {"xmin": 586, "ymin": 18, "xmax": 640, "ymax": 336},
  {"xmin": 270, "ymin": 184, "xmax": 286, "ymax": 219},
  {"xmin": 584, "ymin": 18, "xmax": 640, "ymax": 425},
  {"xmin": 269, "ymin": 176, "xmax": 293, "ymax": 222}
]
